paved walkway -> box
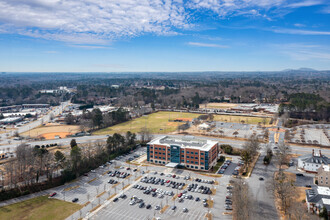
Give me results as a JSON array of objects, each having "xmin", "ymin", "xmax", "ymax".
[{"xmin": 0, "ymin": 188, "xmax": 53, "ymax": 207}]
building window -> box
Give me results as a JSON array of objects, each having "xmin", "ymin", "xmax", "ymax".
[
  {"xmin": 150, "ymin": 146, "xmax": 153, "ymax": 149},
  {"xmin": 187, "ymin": 165, "xmax": 189, "ymax": 168},
  {"xmin": 321, "ymin": 181, "xmax": 323, "ymax": 183},
  {"xmin": 150, "ymin": 160, "xmax": 153, "ymax": 162},
  {"xmin": 195, "ymin": 166, "xmax": 198, "ymax": 169},
  {"xmin": 155, "ymin": 156, "xmax": 158, "ymax": 159},
  {"xmin": 195, "ymin": 157, "xmax": 198, "ymax": 159},
  {"xmin": 327, "ymin": 177, "xmax": 328, "ymax": 180},
  {"xmin": 159, "ymin": 161, "xmax": 162, "ymax": 163},
  {"xmin": 150, "ymin": 155, "xmax": 153, "ymax": 158},
  {"xmin": 201, "ymin": 162, "xmax": 204, "ymax": 165},
  {"xmin": 201, "ymin": 153, "xmax": 204, "ymax": 155},
  {"xmin": 163, "ymin": 157, "xmax": 165, "ymax": 159},
  {"xmin": 181, "ymin": 150, "xmax": 184, "ymax": 153},
  {"xmin": 168, "ymin": 154, "xmax": 170, "ymax": 156},
  {"xmin": 163, "ymin": 162, "xmax": 165, "ymax": 164},
  {"xmin": 187, "ymin": 160, "xmax": 189, "ymax": 163},
  {"xmin": 195, "ymin": 152, "xmax": 198, "ymax": 155},
  {"xmin": 150, "ymin": 151, "xmax": 153, "ymax": 153},
  {"xmin": 201, "ymin": 157, "xmax": 204, "ymax": 160},
  {"xmin": 155, "ymin": 160, "xmax": 157, "ymax": 163},
  {"xmin": 163, "ymin": 153, "xmax": 165, "ymax": 155},
  {"xmin": 181, "ymin": 159, "xmax": 184, "ymax": 162},
  {"xmin": 187, "ymin": 151, "xmax": 189, "ymax": 154},
  {"xmin": 195, "ymin": 162, "xmax": 198, "ymax": 164},
  {"xmin": 321, "ymin": 176, "xmax": 323, "ymax": 179},
  {"xmin": 191, "ymin": 161, "xmax": 194, "ymax": 164},
  {"xmin": 155, "ymin": 147, "xmax": 158, "ymax": 150},
  {"xmin": 201, "ymin": 167, "xmax": 204, "ymax": 169},
  {"xmin": 187, "ymin": 156, "xmax": 190, "ymax": 158}
]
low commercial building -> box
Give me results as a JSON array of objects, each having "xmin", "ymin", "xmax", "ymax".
[
  {"xmin": 147, "ymin": 136, "xmax": 219, "ymax": 171},
  {"xmin": 0, "ymin": 117, "xmax": 23, "ymax": 124},
  {"xmin": 306, "ymin": 186, "xmax": 330, "ymax": 216},
  {"xmin": 298, "ymin": 150, "xmax": 329, "ymax": 172},
  {"xmin": 316, "ymin": 165, "xmax": 330, "ymax": 187}
]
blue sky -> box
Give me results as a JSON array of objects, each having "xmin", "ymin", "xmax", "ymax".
[{"xmin": 0, "ymin": 0, "xmax": 330, "ymax": 72}]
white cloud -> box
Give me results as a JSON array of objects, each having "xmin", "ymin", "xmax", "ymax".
[
  {"xmin": 287, "ymin": 0, "xmax": 323, "ymax": 8},
  {"xmin": 187, "ymin": 42, "xmax": 228, "ymax": 48},
  {"xmin": 0, "ymin": 0, "xmax": 327, "ymax": 44},
  {"xmin": 273, "ymin": 43, "xmax": 330, "ymax": 61},
  {"xmin": 187, "ymin": 0, "xmax": 324, "ymax": 17},
  {"xmin": 294, "ymin": 23, "xmax": 306, "ymax": 27},
  {"xmin": 272, "ymin": 28, "xmax": 330, "ymax": 35},
  {"xmin": 321, "ymin": 6, "xmax": 330, "ymax": 13},
  {"xmin": 0, "ymin": 0, "xmax": 189, "ymax": 44}
]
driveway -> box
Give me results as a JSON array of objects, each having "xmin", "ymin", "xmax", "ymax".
[{"xmin": 247, "ymin": 153, "xmax": 278, "ymax": 220}]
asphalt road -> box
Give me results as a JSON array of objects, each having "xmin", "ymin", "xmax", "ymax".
[
  {"xmin": 247, "ymin": 154, "xmax": 278, "ymax": 220},
  {"xmin": 0, "ymin": 101, "xmax": 70, "ymax": 146}
]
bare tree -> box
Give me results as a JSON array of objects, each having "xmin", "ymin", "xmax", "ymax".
[
  {"xmin": 274, "ymin": 143, "xmax": 291, "ymax": 171},
  {"xmin": 139, "ymin": 127, "xmax": 153, "ymax": 144},
  {"xmin": 79, "ymin": 119, "xmax": 92, "ymax": 133},
  {"xmin": 232, "ymin": 178, "xmax": 253, "ymax": 220},
  {"xmin": 267, "ymin": 170, "xmax": 296, "ymax": 214},
  {"xmin": 240, "ymin": 135, "xmax": 261, "ymax": 171},
  {"xmin": 288, "ymin": 200, "xmax": 319, "ymax": 220}
]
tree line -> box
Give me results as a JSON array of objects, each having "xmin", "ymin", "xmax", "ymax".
[{"xmin": 0, "ymin": 131, "xmax": 150, "ymax": 201}]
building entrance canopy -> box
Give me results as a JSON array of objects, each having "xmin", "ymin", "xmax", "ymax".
[{"xmin": 165, "ymin": 162, "xmax": 179, "ymax": 168}]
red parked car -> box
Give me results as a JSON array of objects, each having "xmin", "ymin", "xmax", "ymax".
[
  {"xmin": 49, "ymin": 192, "xmax": 57, "ymax": 197},
  {"xmin": 172, "ymin": 175, "xmax": 176, "ymax": 178},
  {"xmin": 178, "ymin": 193, "xmax": 183, "ymax": 198}
]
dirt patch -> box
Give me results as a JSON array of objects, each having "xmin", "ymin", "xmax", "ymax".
[
  {"xmin": 21, "ymin": 125, "xmax": 80, "ymax": 138},
  {"xmin": 40, "ymin": 132, "xmax": 72, "ymax": 140}
]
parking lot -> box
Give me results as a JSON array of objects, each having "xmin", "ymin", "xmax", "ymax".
[
  {"xmin": 91, "ymin": 168, "xmax": 233, "ymax": 220},
  {"xmin": 46, "ymin": 145, "xmax": 234, "ymax": 220},
  {"xmin": 210, "ymin": 122, "xmax": 265, "ymax": 139}
]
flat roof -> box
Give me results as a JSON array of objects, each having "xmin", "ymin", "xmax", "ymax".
[
  {"xmin": 165, "ymin": 162, "xmax": 179, "ymax": 168},
  {"xmin": 317, "ymin": 186, "xmax": 330, "ymax": 196},
  {"xmin": 148, "ymin": 135, "xmax": 218, "ymax": 151}
]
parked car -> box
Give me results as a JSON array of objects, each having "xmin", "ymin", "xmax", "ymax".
[
  {"xmin": 49, "ymin": 192, "xmax": 57, "ymax": 197},
  {"xmin": 183, "ymin": 208, "xmax": 188, "ymax": 213},
  {"xmin": 171, "ymin": 205, "xmax": 177, "ymax": 210},
  {"xmin": 72, "ymin": 198, "xmax": 79, "ymax": 202}
]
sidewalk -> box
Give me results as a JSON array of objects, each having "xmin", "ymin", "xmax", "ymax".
[{"xmin": 0, "ymin": 188, "xmax": 53, "ymax": 207}]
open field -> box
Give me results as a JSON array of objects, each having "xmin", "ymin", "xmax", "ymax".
[
  {"xmin": 94, "ymin": 111, "xmax": 203, "ymax": 135},
  {"xmin": 0, "ymin": 195, "xmax": 82, "ymax": 220},
  {"xmin": 95, "ymin": 111, "xmax": 271, "ymax": 135},
  {"xmin": 199, "ymin": 102, "xmax": 238, "ymax": 109},
  {"xmin": 21, "ymin": 125, "xmax": 80, "ymax": 139},
  {"xmin": 213, "ymin": 115, "xmax": 271, "ymax": 125}
]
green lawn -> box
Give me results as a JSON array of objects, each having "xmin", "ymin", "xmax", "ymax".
[
  {"xmin": 0, "ymin": 196, "xmax": 82, "ymax": 220},
  {"xmin": 94, "ymin": 111, "xmax": 203, "ymax": 135}
]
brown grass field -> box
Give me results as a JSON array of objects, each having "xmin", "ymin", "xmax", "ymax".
[
  {"xmin": 199, "ymin": 103, "xmax": 239, "ymax": 109},
  {"xmin": 21, "ymin": 125, "xmax": 80, "ymax": 139}
]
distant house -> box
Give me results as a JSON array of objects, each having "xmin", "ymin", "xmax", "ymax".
[
  {"xmin": 317, "ymin": 165, "xmax": 330, "ymax": 187},
  {"xmin": 306, "ymin": 186, "xmax": 330, "ymax": 217},
  {"xmin": 198, "ymin": 123, "xmax": 210, "ymax": 130},
  {"xmin": 298, "ymin": 150, "xmax": 329, "ymax": 172}
]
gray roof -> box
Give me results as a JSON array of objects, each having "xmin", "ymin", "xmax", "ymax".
[
  {"xmin": 299, "ymin": 154, "xmax": 329, "ymax": 165},
  {"xmin": 306, "ymin": 187, "xmax": 330, "ymax": 204}
]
